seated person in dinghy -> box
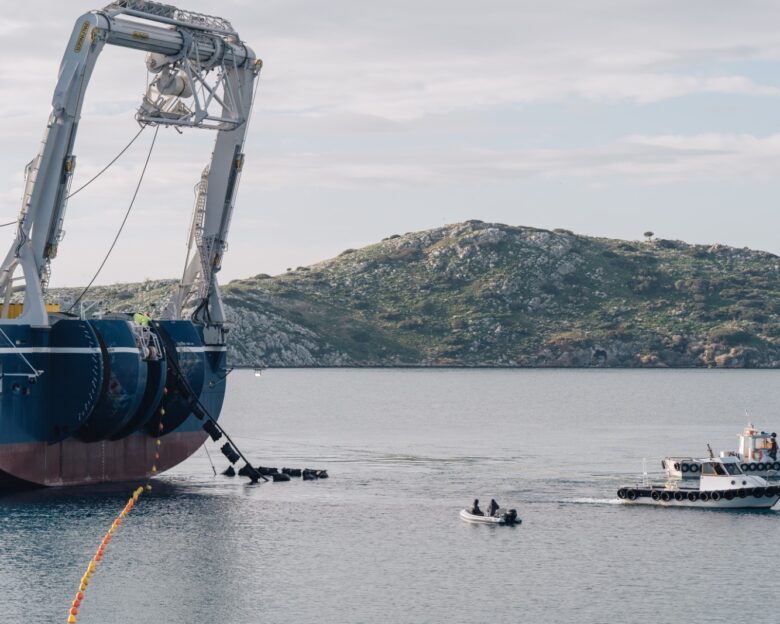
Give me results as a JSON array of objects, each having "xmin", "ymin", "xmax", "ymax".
[
  {"xmin": 487, "ymin": 499, "xmax": 500, "ymax": 517},
  {"xmin": 469, "ymin": 499, "xmax": 484, "ymax": 516}
]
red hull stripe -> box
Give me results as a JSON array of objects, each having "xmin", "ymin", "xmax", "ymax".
[{"xmin": 0, "ymin": 431, "xmax": 207, "ymax": 487}]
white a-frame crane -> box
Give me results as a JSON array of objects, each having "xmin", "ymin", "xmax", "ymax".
[{"xmin": 0, "ymin": 0, "xmax": 261, "ymax": 337}]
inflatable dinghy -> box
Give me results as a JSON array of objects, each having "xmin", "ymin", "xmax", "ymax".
[{"xmin": 459, "ymin": 509, "xmax": 521, "ymax": 525}]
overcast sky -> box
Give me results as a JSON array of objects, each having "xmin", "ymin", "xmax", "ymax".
[{"xmin": 2, "ymin": 1, "xmax": 780, "ymax": 287}]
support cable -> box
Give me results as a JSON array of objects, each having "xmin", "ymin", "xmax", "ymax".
[
  {"xmin": 66, "ymin": 126, "xmax": 147, "ymax": 199},
  {"xmin": 203, "ymin": 444, "xmax": 217, "ymax": 476},
  {"xmin": 66, "ymin": 126, "xmax": 159, "ymax": 313}
]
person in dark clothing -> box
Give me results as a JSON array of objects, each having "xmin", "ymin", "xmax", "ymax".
[
  {"xmin": 487, "ymin": 499, "xmax": 500, "ymax": 517},
  {"xmin": 469, "ymin": 499, "xmax": 483, "ymax": 516},
  {"xmin": 769, "ymin": 433, "xmax": 778, "ymax": 460}
]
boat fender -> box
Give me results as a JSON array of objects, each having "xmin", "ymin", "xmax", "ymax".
[
  {"xmin": 674, "ymin": 491, "xmax": 685, "ymax": 501},
  {"xmin": 617, "ymin": 488, "xmax": 627, "ymax": 499},
  {"xmin": 661, "ymin": 460, "xmax": 666, "ymax": 470},
  {"xmin": 687, "ymin": 492, "xmax": 698, "ymax": 502},
  {"xmin": 773, "ymin": 462, "xmax": 780, "ymax": 471},
  {"xmin": 752, "ymin": 487, "xmax": 765, "ymax": 497},
  {"xmin": 673, "ymin": 462, "xmax": 681, "ymax": 471},
  {"xmin": 740, "ymin": 463, "xmax": 750, "ymax": 471},
  {"xmin": 749, "ymin": 463, "xmax": 757, "ymax": 471},
  {"xmin": 661, "ymin": 491, "xmax": 671, "ymax": 502},
  {"xmin": 681, "ymin": 463, "xmax": 690, "ymax": 473},
  {"xmin": 724, "ymin": 491, "xmax": 735, "ymax": 500},
  {"xmin": 238, "ymin": 463, "xmax": 260, "ymax": 479},
  {"xmin": 202, "ymin": 419, "xmax": 223, "ymax": 442},
  {"xmin": 220, "ymin": 443, "xmax": 240, "ymax": 464},
  {"xmin": 699, "ymin": 492, "xmax": 710, "ymax": 502},
  {"xmin": 711, "ymin": 491, "xmax": 722, "ymax": 501},
  {"xmin": 690, "ymin": 464, "xmax": 700, "ymax": 473},
  {"xmin": 651, "ymin": 491, "xmax": 661, "ymax": 501},
  {"xmin": 738, "ymin": 488, "xmax": 747, "ymax": 498},
  {"xmin": 757, "ymin": 463, "xmax": 767, "ymax": 471},
  {"xmin": 626, "ymin": 489, "xmax": 637, "ymax": 501}
]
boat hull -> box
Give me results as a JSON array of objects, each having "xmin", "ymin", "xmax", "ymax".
[
  {"xmin": 460, "ymin": 509, "xmax": 521, "ymax": 524},
  {"xmin": 621, "ymin": 496, "xmax": 779, "ymax": 510},
  {"xmin": 0, "ymin": 318, "xmax": 226, "ymax": 490},
  {"xmin": 0, "ymin": 429, "xmax": 207, "ymax": 488}
]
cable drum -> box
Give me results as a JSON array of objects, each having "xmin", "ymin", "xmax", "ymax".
[
  {"xmin": 74, "ymin": 320, "xmax": 147, "ymax": 442},
  {"xmin": 144, "ymin": 321, "xmax": 206, "ymax": 436}
]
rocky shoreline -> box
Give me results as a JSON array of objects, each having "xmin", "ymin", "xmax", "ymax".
[{"xmin": 52, "ymin": 221, "xmax": 780, "ymax": 368}]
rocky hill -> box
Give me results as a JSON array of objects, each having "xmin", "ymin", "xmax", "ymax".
[{"xmin": 53, "ymin": 221, "xmax": 780, "ymax": 367}]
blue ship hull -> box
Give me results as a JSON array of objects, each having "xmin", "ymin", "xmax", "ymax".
[{"xmin": 0, "ymin": 318, "xmax": 225, "ymax": 488}]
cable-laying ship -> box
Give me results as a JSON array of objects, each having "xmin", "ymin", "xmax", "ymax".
[{"xmin": 0, "ymin": 0, "xmax": 261, "ymax": 488}]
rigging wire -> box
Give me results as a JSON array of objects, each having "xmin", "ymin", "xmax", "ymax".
[
  {"xmin": 66, "ymin": 126, "xmax": 147, "ymax": 199},
  {"xmin": 203, "ymin": 443, "xmax": 217, "ymax": 476},
  {"xmin": 0, "ymin": 221, "xmax": 17, "ymax": 228},
  {"xmin": 67, "ymin": 126, "xmax": 159, "ymax": 312}
]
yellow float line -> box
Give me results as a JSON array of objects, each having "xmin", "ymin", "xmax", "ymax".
[
  {"xmin": 66, "ymin": 406, "xmax": 166, "ymax": 623},
  {"xmin": 65, "ymin": 485, "xmax": 149, "ymax": 623}
]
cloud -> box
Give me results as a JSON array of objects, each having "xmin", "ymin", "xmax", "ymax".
[
  {"xmin": 3, "ymin": 1, "xmax": 780, "ymax": 281},
  {"xmin": 242, "ymin": 132, "xmax": 780, "ymax": 189}
]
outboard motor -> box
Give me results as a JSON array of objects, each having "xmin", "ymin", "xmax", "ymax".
[{"xmin": 502, "ymin": 509, "xmax": 518, "ymax": 524}]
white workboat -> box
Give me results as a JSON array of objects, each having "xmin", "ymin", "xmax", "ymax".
[
  {"xmin": 460, "ymin": 509, "xmax": 521, "ymax": 525},
  {"xmin": 618, "ymin": 454, "xmax": 780, "ymax": 509}
]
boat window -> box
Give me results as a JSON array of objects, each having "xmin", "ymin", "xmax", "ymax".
[
  {"xmin": 724, "ymin": 463, "xmax": 741, "ymax": 475},
  {"xmin": 701, "ymin": 463, "xmax": 715, "ymax": 475},
  {"xmin": 713, "ymin": 463, "xmax": 727, "ymax": 476}
]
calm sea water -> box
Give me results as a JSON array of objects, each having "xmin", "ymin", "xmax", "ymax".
[{"xmin": 2, "ymin": 369, "xmax": 780, "ymax": 623}]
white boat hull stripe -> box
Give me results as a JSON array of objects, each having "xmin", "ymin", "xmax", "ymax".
[{"xmin": 0, "ymin": 345, "xmax": 226, "ymax": 355}]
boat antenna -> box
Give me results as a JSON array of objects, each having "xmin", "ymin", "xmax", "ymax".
[{"xmin": 707, "ymin": 443, "xmax": 714, "ymax": 459}]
